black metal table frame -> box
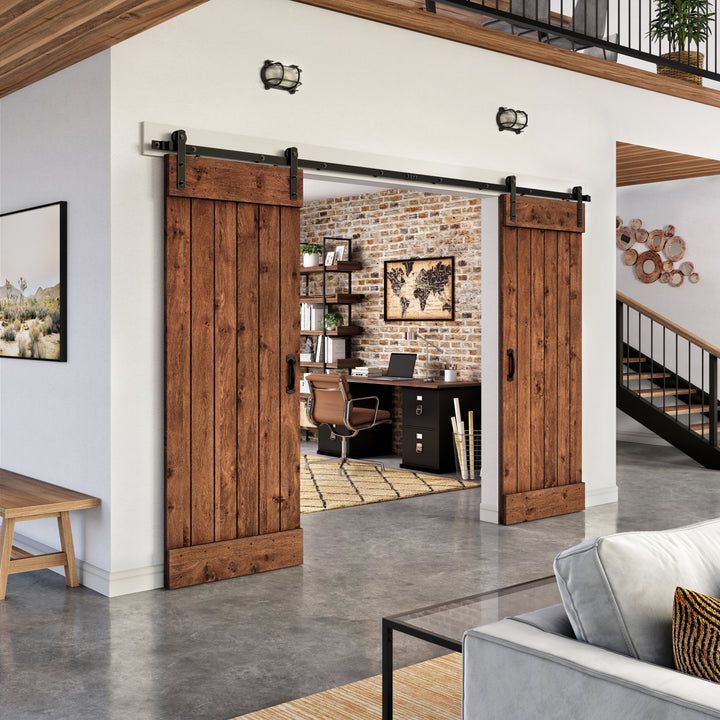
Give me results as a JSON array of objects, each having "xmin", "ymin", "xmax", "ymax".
[{"xmin": 381, "ymin": 576, "xmax": 555, "ymax": 720}]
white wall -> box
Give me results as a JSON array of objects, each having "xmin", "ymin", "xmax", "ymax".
[
  {"xmin": 6, "ymin": 0, "xmax": 720, "ymax": 592},
  {"xmin": 0, "ymin": 53, "xmax": 112, "ymax": 588}
]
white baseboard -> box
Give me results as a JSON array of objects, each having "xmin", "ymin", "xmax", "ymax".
[
  {"xmin": 11, "ymin": 532, "xmax": 164, "ymax": 597},
  {"xmin": 479, "ymin": 504, "xmax": 499, "ymax": 524},
  {"xmin": 585, "ymin": 484, "xmax": 619, "ymax": 507}
]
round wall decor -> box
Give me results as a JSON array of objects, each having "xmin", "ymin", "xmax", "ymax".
[
  {"xmin": 663, "ymin": 224, "xmax": 676, "ymax": 237},
  {"xmin": 660, "ymin": 272, "xmax": 670, "ymax": 283},
  {"xmin": 630, "ymin": 218, "xmax": 643, "ymax": 230},
  {"xmin": 616, "ymin": 216, "xmax": 623, "ymax": 229},
  {"xmin": 635, "ymin": 228, "xmax": 649, "ymax": 244},
  {"xmin": 669, "ymin": 270, "xmax": 684, "ymax": 287},
  {"xmin": 647, "ymin": 229, "xmax": 666, "ymax": 252},
  {"xmin": 680, "ymin": 261, "xmax": 694, "ymax": 276},
  {"xmin": 623, "ymin": 249, "xmax": 638, "ymax": 265},
  {"xmin": 690, "ymin": 272, "xmax": 700, "ymax": 284},
  {"xmin": 665, "ymin": 235, "xmax": 686, "ymax": 262},
  {"xmin": 635, "ymin": 250, "xmax": 663, "ymax": 283},
  {"xmin": 663, "ymin": 260, "xmax": 674, "ymax": 273},
  {"xmin": 616, "ymin": 226, "xmax": 636, "ymax": 250}
]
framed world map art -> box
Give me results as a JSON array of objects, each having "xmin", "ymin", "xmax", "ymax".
[{"xmin": 384, "ymin": 256, "xmax": 455, "ymax": 321}]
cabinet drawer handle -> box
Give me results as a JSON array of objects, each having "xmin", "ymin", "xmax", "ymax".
[
  {"xmin": 415, "ymin": 404, "xmax": 423, "ymax": 416},
  {"xmin": 415, "ymin": 442, "xmax": 423, "ymax": 454}
]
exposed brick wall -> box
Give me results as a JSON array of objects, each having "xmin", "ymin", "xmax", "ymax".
[{"xmin": 301, "ymin": 189, "xmax": 482, "ymax": 454}]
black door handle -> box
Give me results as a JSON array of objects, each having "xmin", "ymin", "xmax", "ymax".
[
  {"xmin": 507, "ymin": 349, "xmax": 515, "ymax": 382},
  {"xmin": 286, "ymin": 354, "xmax": 297, "ymax": 394}
]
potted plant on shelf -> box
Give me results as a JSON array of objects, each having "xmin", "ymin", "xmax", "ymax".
[
  {"xmin": 301, "ymin": 243, "xmax": 322, "ymax": 268},
  {"xmin": 323, "ymin": 311, "xmax": 341, "ymax": 331},
  {"xmin": 648, "ymin": 0, "xmax": 715, "ymax": 86}
]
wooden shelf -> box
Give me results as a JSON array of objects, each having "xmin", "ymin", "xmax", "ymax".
[
  {"xmin": 299, "ymin": 359, "xmax": 363, "ymax": 369},
  {"xmin": 301, "ymin": 294, "xmax": 365, "ymax": 304},
  {"xmin": 300, "ymin": 326, "xmax": 363, "ymax": 337},
  {"xmin": 300, "ymin": 262, "xmax": 363, "ymax": 274}
]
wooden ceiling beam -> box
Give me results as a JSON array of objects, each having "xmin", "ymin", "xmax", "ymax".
[
  {"xmin": 616, "ymin": 142, "xmax": 720, "ymax": 186},
  {"xmin": 0, "ymin": 0, "xmax": 208, "ymax": 99}
]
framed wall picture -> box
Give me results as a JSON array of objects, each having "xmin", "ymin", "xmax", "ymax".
[
  {"xmin": 384, "ymin": 256, "xmax": 455, "ymax": 321},
  {"xmin": 324, "ymin": 251, "xmax": 336, "ymax": 267},
  {"xmin": 0, "ymin": 202, "xmax": 67, "ymax": 361}
]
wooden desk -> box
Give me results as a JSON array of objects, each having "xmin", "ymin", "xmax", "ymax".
[
  {"xmin": 0, "ymin": 469, "xmax": 100, "ymax": 600},
  {"xmin": 318, "ymin": 378, "xmax": 481, "ymax": 473}
]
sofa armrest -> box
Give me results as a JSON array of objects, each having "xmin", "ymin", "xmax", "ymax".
[{"xmin": 463, "ymin": 619, "xmax": 720, "ymax": 720}]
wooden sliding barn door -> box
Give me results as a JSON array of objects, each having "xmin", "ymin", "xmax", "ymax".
[
  {"xmin": 164, "ymin": 155, "xmax": 302, "ymax": 589},
  {"xmin": 499, "ymin": 194, "xmax": 584, "ymax": 525}
]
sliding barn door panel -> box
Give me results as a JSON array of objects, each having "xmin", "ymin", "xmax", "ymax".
[
  {"xmin": 165, "ymin": 156, "xmax": 302, "ymax": 589},
  {"xmin": 499, "ymin": 195, "xmax": 584, "ymax": 525}
]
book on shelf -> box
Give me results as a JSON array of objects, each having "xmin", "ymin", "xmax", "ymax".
[
  {"xmin": 324, "ymin": 338, "xmax": 346, "ymax": 363},
  {"xmin": 314, "ymin": 336, "xmax": 324, "ymax": 363},
  {"xmin": 300, "ymin": 304, "xmax": 324, "ymax": 331},
  {"xmin": 351, "ymin": 367, "xmax": 383, "ymax": 377}
]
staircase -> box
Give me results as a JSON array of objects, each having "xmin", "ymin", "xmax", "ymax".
[{"xmin": 617, "ymin": 292, "xmax": 720, "ymax": 470}]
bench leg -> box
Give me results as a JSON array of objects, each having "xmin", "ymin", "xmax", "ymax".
[
  {"xmin": 0, "ymin": 518, "xmax": 16, "ymax": 600},
  {"xmin": 57, "ymin": 512, "xmax": 79, "ymax": 588}
]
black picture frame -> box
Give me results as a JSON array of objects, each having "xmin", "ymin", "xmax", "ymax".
[
  {"xmin": 384, "ymin": 256, "xmax": 455, "ymax": 322},
  {"xmin": 0, "ymin": 201, "xmax": 67, "ymax": 362}
]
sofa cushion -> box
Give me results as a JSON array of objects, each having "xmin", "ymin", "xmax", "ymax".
[
  {"xmin": 554, "ymin": 519, "xmax": 720, "ymax": 667},
  {"xmin": 673, "ymin": 587, "xmax": 720, "ymax": 683}
]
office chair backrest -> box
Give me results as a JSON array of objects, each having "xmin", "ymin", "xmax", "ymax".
[{"xmin": 306, "ymin": 374, "xmax": 351, "ymax": 426}]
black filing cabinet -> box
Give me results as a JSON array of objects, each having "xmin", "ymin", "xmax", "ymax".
[{"xmin": 400, "ymin": 385, "xmax": 481, "ymax": 473}]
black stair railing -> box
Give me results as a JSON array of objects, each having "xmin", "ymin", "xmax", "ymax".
[
  {"xmin": 427, "ymin": 0, "xmax": 720, "ymax": 83},
  {"xmin": 617, "ymin": 292, "xmax": 719, "ymax": 467}
]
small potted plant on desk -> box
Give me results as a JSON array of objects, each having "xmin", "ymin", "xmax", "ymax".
[
  {"xmin": 301, "ymin": 242, "xmax": 323, "ymax": 268},
  {"xmin": 649, "ymin": 0, "xmax": 715, "ymax": 86},
  {"xmin": 323, "ymin": 311, "xmax": 341, "ymax": 332}
]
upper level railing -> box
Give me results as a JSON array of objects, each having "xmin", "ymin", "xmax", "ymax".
[{"xmin": 426, "ymin": 0, "xmax": 720, "ymax": 83}]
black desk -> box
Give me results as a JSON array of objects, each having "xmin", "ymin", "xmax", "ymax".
[{"xmin": 316, "ymin": 378, "xmax": 481, "ymax": 473}]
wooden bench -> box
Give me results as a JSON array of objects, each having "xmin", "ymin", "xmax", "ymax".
[{"xmin": 0, "ymin": 469, "xmax": 100, "ymax": 599}]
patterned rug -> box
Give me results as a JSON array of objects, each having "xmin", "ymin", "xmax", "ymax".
[
  {"xmin": 233, "ymin": 653, "xmax": 461, "ymax": 719},
  {"xmin": 301, "ymin": 454, "xmax": 479, "ymax": 513}
]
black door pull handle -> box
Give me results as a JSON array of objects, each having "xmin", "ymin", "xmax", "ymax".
[
  {"xmin": 286, "ymin": 354, "xmax": 297, "ymax": 394},
  {"xmin": 507, "ymin": 349, "xmax": 515, "ymax": 382}
]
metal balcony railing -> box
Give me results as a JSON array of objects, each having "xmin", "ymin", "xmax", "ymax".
[{"xmin": 426, "ymin": 0, "xmax": 720, "ymax": 83}]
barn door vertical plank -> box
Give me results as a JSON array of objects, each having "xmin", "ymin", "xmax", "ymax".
[
  {"xmin": 279, "ymin": 206, "xmax": 301, "ymax": 532},
  {"xmin": 190, "ymin": 198, "xmax": 216, "ymax": 546},
  {"xmin": 236, "ymin": 204, "xmax": 260, "ymax": 539},
  {"xmin": 544, "ymin": 230, "xmax": 558, "ymax": 488},
  {"xmin": 556, "ymin": 232, "xmax": 571, "ymax": 486},
  {"xmin": 530, "ymin": 229, "xmax": 546, "ymax": 491},
  {"xmin": 569, "ymin": 231, "xmax": 583, "ymax": 485},
  {"xmin": 214, "ymin": 201, "xmax": 238, "ymax": 542},
  {"xmin": 516, "ymin": 227, "xmax": 532, "ymax": 493},
  {"xmin": 165, "ymin": 196, "xmax": 191, "ymax": 551},
  {"xmin": 258, "ymin": 205, "xmax": 282, "ymax": 535},
  {"xmin": 500, "ymin": 225, "xmax": 518, "ymax": 499}
]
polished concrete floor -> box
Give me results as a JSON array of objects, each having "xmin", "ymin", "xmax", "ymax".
[{"xmin": 2, "ymin": 442, "xmax": 719, "ymax": 720}]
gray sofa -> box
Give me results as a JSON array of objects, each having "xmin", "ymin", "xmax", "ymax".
[{"xmin": 463, "ymin": 519, "xmax": 720, "ymax": 719}]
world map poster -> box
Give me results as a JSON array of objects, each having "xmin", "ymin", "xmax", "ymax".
[{"xmin": 384, "ymin": 256, "xmax": 454, "ymax": 321}]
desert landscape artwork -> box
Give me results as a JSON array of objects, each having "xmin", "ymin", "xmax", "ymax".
[
  {"xmin": 0, "ymin": 202, "xmax": 66, "ymax": 361},
  {"xmin": 384, "ymin": 256, "xmax": 455, "ymax": 321}
]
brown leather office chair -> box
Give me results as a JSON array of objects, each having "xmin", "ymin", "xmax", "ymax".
[{"xmin": 305, "ymin": 373, "xmax": 392, "ymax": 474}]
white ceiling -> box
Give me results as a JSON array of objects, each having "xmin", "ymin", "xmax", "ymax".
[{"xmin": 303, "ymin": 178, "xmax": 393, "ymax": 202}]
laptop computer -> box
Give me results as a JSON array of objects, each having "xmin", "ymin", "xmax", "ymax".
[{"xmin": 379, "ymin": 353, "xmax": 417, "ymax": 380}]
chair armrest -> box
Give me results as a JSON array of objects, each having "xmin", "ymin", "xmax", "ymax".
[
  {"xmin": 345, "ymin": 395, "xmax": 380, "ymax": 429},
  {"xmin": 463, "ymin": 619, "xmax": 720, "ymax": 720}
]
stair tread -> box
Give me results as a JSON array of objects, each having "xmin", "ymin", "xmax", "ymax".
[
  {"xmin": 625, "ymin": 372, "xmax": 672, "ymax": 380},
  {"xmin": 664, "ymin": 404, "xmax": 715, "ymax": 415},
  {"xmin": 637, "ymin": 388, "xmax": 697, "ymax": 397}
]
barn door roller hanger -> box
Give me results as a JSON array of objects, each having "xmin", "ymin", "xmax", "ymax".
[{"xmin": 152, "ymin": 129, "xmax": 590, "ymax": 215}]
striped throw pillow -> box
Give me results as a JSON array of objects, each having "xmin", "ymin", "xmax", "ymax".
[{"xmin": 673, "ymin": 586, "xmax": 720, "ymax": 682}]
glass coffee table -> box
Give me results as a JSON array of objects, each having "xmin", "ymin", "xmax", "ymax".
[{"xmin": 381, "ymin": 576, "xmax": 561, "ymax": 720}]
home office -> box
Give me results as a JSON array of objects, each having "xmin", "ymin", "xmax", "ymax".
[{"xmin": 298, "ymin": 177, "xmax": 482, "ymax": 513}]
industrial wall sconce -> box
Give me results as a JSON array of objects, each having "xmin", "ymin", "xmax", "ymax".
[
  {"xmin": 496, "ymin": 107, "xmax": 528, "ymax": 134},
  {"xmin": 261, "ymin": 60, "xmax": 302, "ymax": 94}
]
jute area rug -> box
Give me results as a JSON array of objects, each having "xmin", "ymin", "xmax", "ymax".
[
  {"xmin": 301, "ymin": 455, "xmax": 479, "ymax": 513},
  {"xmin": 232, "ymin": 653, "xmax": 461, "ymax": 719}
]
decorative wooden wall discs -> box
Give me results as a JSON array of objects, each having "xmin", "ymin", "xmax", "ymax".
[
  {"xmin": 630, "ymin": 218, "xmax": 643, "ymax": 230},
  {"xmin": 663, "ymin": 260, "xmax": 674, "ymax": 273},
  {"xmin": 690, "ymin": 272, "xmax": 700, "ymax": 284},
  {"xmin": 680, "ymin": 261, "xmax": 694, "ymax": 276},
  {"xmin": 663, "ymin": 224, "xmax": 676, "ymax": 237},
  {"xmin": 635, "ymin": 228, "xmax": 649, "ymax": 244},
  {"xmin": 635, "ymin": 251, "xmax": 663, "ymax": 283},
  {"xmin": 623, "ymin": 249, "xmax": 638, "ymax": 265},
  {"xmin": 616, "ymin": 226, "xmax": 636, "ymax": 250},
  {"xmin": 669, "ymin": 270, "xmax": 684, "ymax": 287},
  {"xmin": 647, "ymin": 229, "xmax": 666, "ymax": 252},
  {"xmin": 665, "ymin": 236, "xmax": 686, "ymax": 262},
  {"xmin": 660, "ymin": 272, "xmax": 670, "ymax": 283},
  {"xmin": 616, "ymin": 216, "xmax": 623, "ymax": 229}
]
